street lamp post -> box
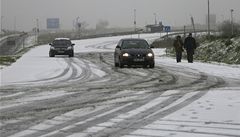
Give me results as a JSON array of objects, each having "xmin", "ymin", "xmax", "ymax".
[{"xmin": 231, "ymin": 9, "xmax": 234, "ymax": 36}]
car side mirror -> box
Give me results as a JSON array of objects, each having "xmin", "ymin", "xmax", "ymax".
[
  {"xmin": 150, "ymin": 45, "xmax": 154, "ymax": 48},
  {"xmin": 72, "ymin": 43, "xmax": 75, "ymax": 46},
  {"xmin": 116, "ymin": 45, "xmax": 121, "ymax": 49},
  {"xmin": 49, "ymin": 43, "xmax": 52, "ymax": 46}
]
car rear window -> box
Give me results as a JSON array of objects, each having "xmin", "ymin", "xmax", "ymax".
[
  {"xmin": 53, "ymin": 40, "xmax": 71, "ymax": 46},
  {"xmin": 122, "ymin": 40, "xmax": 149, "ymax": 49}
]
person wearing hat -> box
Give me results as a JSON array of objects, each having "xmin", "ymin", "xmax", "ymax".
[
  {"xmin": 173, "ymin": 35, "xmax": 184, "ymax": 63},
  {"xmin": 184, "ymin": 33, "xmax": 197, "ymax": 63}
]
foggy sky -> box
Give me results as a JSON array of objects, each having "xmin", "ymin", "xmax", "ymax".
[{"xmin": 1, "ymin": 0, "xmax": 240, "ymax": 31}]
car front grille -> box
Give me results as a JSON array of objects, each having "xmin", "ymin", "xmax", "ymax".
[
  {"xmin": 132, "ymin": 54, "xmax": 146, "ymax": 58},
  {"xmin": 55, "ymin": 47, "xmax": 67, "ymax": 50}
]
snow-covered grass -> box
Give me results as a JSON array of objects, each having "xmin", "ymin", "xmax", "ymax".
[
  {"xmin": 0, "ymin": 56, "xmax": 21, "ymax": 66},
  {"xmin": 165, "ymin": 36, "xmax": 240, "ymax": 64},
  {"xmin": 195, "ymin": 36, "xmax": 240, "ymax": 64},
  {"xmin": 0, "ymin": 35, "xmax": 37, "ymax": 67}
]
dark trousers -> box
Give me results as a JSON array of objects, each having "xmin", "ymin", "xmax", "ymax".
[
  {"xmin": 187, "ymin": 50, "xmax": 194, "ymax": 63},
  {"xmin": 176, "ymin": 52, "xmax": 182, "ymax": 62}
]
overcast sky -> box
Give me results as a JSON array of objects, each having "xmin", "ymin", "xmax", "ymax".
[{"xmin": 1, "ymin": 0, "xmax": 240, "ymax": 31}]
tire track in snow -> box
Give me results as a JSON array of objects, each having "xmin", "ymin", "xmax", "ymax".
[
  {"xmin": 88, "ymin": 77, "xmax": 226, "ymax": 137},
  {"xmin": 47, "ymin": 54, "xmax": 227, "ymax": 137},
  {"xmin": 0, "ymin": 37, "xmax": 228, "ymax": 137},
  {"xmin": 1, "ymin": 51, "xmax": 209, "ymax": 136},
  {"xmin": 15, "ymin": 61, "xmax": 222, "ymax": 137}
]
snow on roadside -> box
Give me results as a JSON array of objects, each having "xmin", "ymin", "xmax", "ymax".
[
  {"xmin": 23, "ymin": 35, "xmax": 37, "ymax": 48},
  {"xmin": 153, "ymin": 48, "xmax": 240, "ymax": 80},
  {"xmin": 163, "ymin": 88, "xmax": 240, "ymax": 123},
  {"xmin": 125, "ymin": 88, "xmax": 240, "ymax": 137},
  {"xmin": 0, "ymin": 45, "xmax": 68, "ymax": 86}
]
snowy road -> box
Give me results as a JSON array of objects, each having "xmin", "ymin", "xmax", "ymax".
[{"xmin": 0, "ymin": 33, "xmax": 240, "ymax": 137}]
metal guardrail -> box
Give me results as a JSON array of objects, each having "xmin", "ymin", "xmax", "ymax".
[{"xmin": 0, "ymin": 33, "xmax": 28, "ymax": 55}]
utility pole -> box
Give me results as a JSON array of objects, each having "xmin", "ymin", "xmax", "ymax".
[
  {"xmin": 35, "ymin": 18, "xmax": 39, "ymax": 44},
  {"xmin": 0, "ymin": 16, "xmax": 3, "ymax": 35},
  {"xmin": 154, "ymin": 13, "xmax": 157, "ymax": 25},
  {"xmin": 14, "ymin": 16, "xmax": 17, "ymax": 32},
  {"xmin": 191, "ymin": 16, "xmax": 196, "ymax": 37},
  {"xmin": 76, "ymin": 17, "xmax": 81, "ymax": 39},
  {"xmin": 72, "ymin": 19, "xmax": 75, "ymax": 31},
  {"xmin": 207, "ymin": 0, "xmax": 210, "ymax": 37},
  {"xmin": 134, "ymin": 9, "xmax": 136, "ymax": 32},
  {"xmin": 184, "ymin": 25, "xmax": 186, "ymax": 38},
  {"xmin": 231, "ymin": 9, "xmax": 234, "ymax": 37}
]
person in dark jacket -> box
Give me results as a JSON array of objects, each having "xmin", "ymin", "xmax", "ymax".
[
  {"xmin": 184, "ymin": 33, "xmax": 196, "ymax": 63},
  {"xmin": 173, "ymin": 35, "xmax": 184, "ymax": 63}
]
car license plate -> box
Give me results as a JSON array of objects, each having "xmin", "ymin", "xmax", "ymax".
[
  {"xmin": 58, "ymin": 51, "xmax": 64, "ymax": 53},
  {"xmin": 134, "ymin": 58, "xmax": 144, "ymax": 62}
]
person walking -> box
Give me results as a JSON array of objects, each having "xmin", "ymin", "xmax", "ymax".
[
  {"xmin": 184, "ymin": 33, "xmax": 196, "ymax": 63},
  {"xmin": 173, "ymin": 35, "xmax": 184, "ymax": 63}
]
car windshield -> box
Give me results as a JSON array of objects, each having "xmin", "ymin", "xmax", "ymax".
[
  {"xmin": 122, "ymin": 40, "xmax": 149, "ymax": 49},
  {"xmin": 53, "ymin": 40, "xmax": 71, "ymax": 46}
]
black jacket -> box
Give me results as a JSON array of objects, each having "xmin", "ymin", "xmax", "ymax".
[{"xmin": 184, "ymin": 36, "xmax": 196, "ymax": 51}]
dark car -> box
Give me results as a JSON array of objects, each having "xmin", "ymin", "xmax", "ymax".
[
  {"xmin": 114, "ymin": 38, "xmax": 155, "ymax": 68},
  {"xmin": 49, "ymin": 38, "xmax": 75, "ymax": 57}
]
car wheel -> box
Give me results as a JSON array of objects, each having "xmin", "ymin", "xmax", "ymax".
[
  {"xmin": 118, "ymin": 57, "xmax": 124, "ymax": 68},
  {"xmin": 114, "ymin": 57, "xmax": 119, "ymax": 67},
  {"xmin": 143, "ymin": 64, "xmax": 148, "ymax": 68},
  {"xmin": 119, "ymin": 61, "xmax": 124, "ymax": 68},
  {"xmin": 69, "ymin": 51, "xmax": 74, "ymax": 57},
  {"xmin": 149, "ymin": 63, "xmax": 155, "ymax": 68},
  {"xmin": 49, "ymin": 52, "xmax": 55, "ymax": 57},
  {"xmin": 115, "ymin": 62, "xmax": 119, "ymax": 67}
]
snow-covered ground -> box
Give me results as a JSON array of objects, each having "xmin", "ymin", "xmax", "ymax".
[
  {"xmin": 0, "ymin": 33, "xmax": 161, "ymax": 86},
  {"xmin": 1, "ymin": 33, "xmax": 240, "ymax": 137}
]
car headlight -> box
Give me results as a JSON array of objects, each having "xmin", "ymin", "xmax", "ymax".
[
  {"xmin": 67, "ymin": 46, "xmax": 73, "ymax": 50},
  {"xmin": 50, "ymin": 46, "xmax": 55, "ymax": 50},
  {"xmin": 147, "ymin": 53, "xmax": 153, "ymax": 57},
  {"xmin": 123, "ymin": 53, "xmax": 129, "ymax": 57}
]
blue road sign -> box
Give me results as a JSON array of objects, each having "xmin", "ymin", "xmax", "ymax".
[
  {"xmin": 164, "ymin": 26, "xmax": 171, "ymax": 32},
  {"xmin": 47, "ymin": 18, "xmax": 60, "ymax": 29}
]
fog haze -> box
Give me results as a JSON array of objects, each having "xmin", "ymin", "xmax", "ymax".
[{"xmin": 1, "ymin": 0, "xmax": 240, "ymax": 31}]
